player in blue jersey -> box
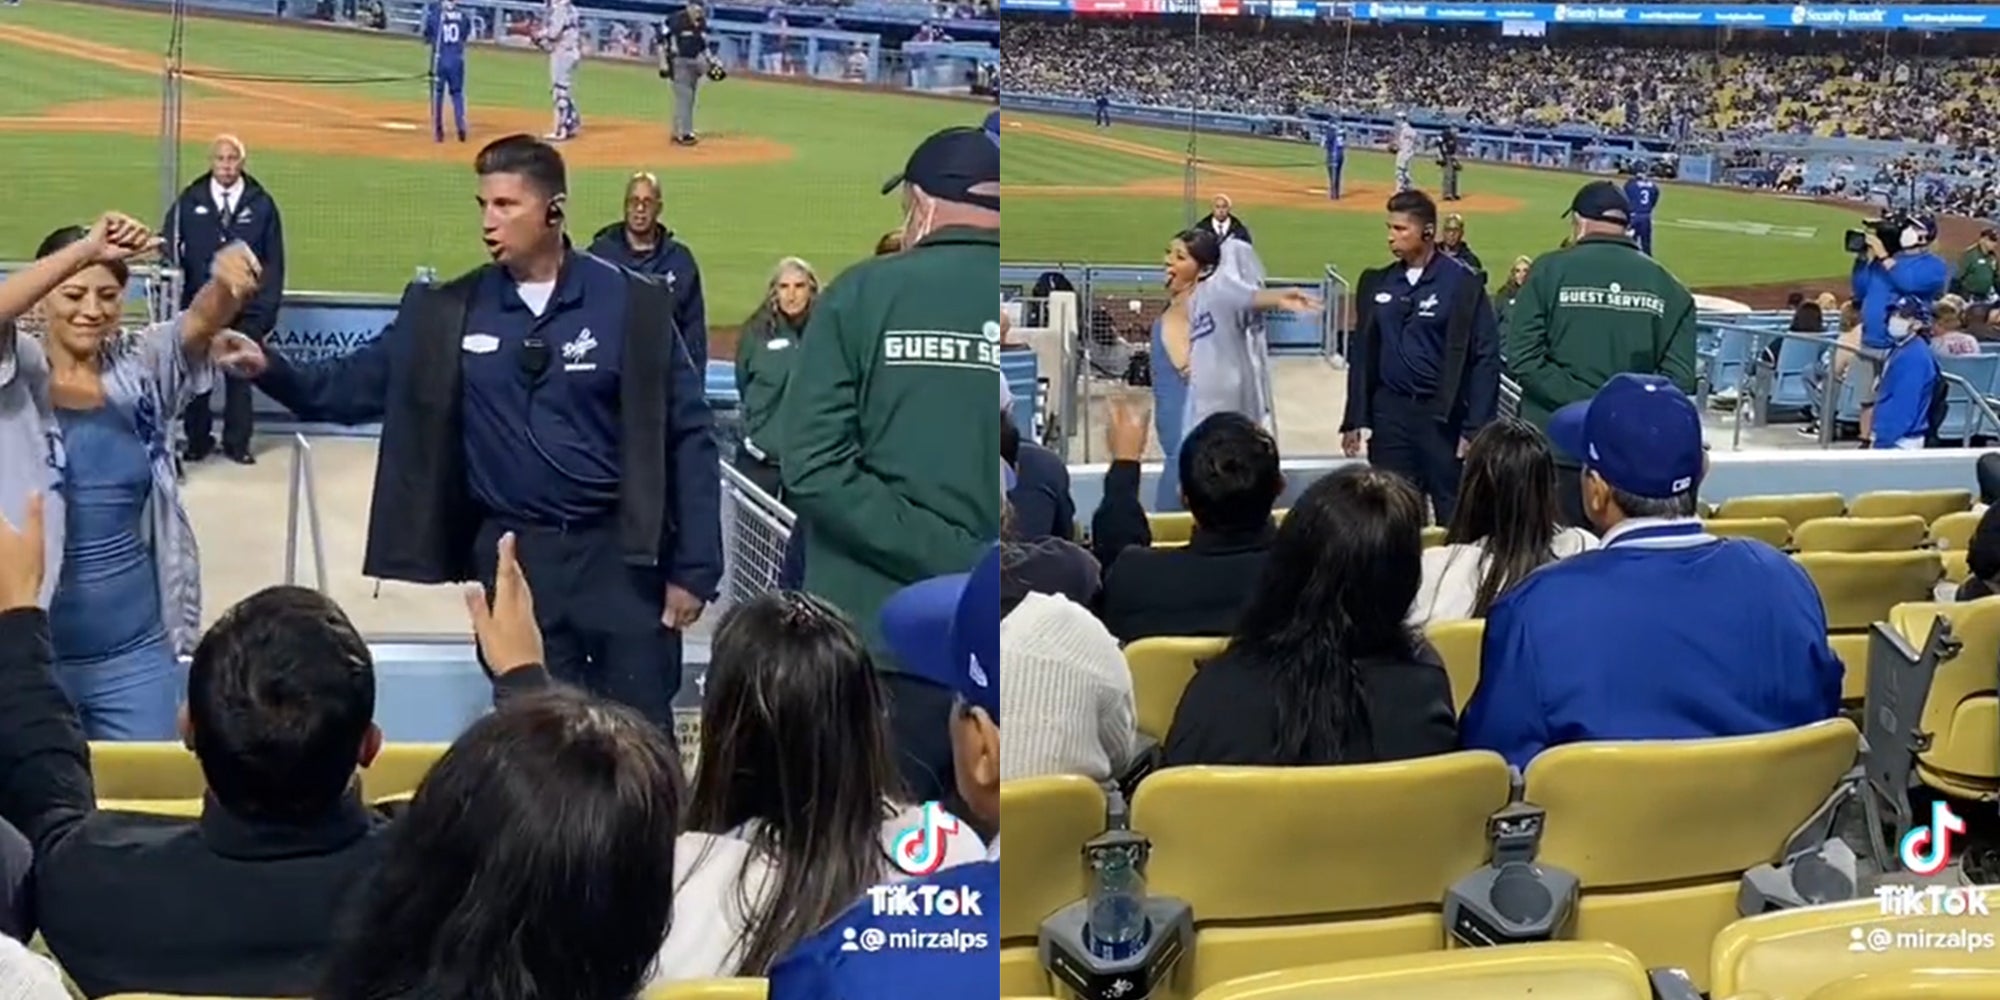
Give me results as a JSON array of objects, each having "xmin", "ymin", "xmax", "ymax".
[
  {"xmin": 1624, "ymin": 168, "xmax": 1660, "ymax": 255},
  {"xmin": 1323, "ymin": 125, "xmax": 1345, "ymax": 200},
  {"xmin": 424, "ymin": 0, "xmax": 470, "ymax": 143}
]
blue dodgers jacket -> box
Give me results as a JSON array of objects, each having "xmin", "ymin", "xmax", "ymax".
[
  {"xmin": 1460, "ymin": 520, "xmax": 1844, "ymax": 770},
  {"xmin": 768, "ymin": 860, "xmax": 998, "ymax": 1000},
  {"xmin": 1853, "ymin": 251, "xmax": 1948, "ymax": 350},
  {"xmin": 587, "ymin": 222, "xmax": 709, "ymax": 367},
  {"xmin": 1871, "ymin": 335, "xmax": 1940, "ymax": 448}
]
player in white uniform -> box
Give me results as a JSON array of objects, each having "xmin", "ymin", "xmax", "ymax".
[
  {"xmin": 1394, "ymin": 114, "xmax": 1417, "ymax": 193},
  {"xmin": 538, "ymin": 0, "xmax": 583, "ymax": 141}
]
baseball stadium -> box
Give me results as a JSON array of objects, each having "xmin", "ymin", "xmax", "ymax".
[
  {"xmin": 993, "ymin": 5, "xmax": 2000, "ymax": 1000},
  {"xmin": 0, "ymin": 0, "xmax": 1004, "ymax": 992}
]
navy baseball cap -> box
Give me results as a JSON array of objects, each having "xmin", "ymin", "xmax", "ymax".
[
  {"xmin": 879, "ymin": 546, "xmax": 1001, "ymax": 723},
  {"xmin": 884, "ymin": 126, "xmax": 999, "ymax": 211},
  {"xmin": 1547, "ymin": 374, "xmax": 1704, "ymax": 500},
  {"xmin": 1565, "ymin": 180, "xmax": 1630, "ymax": 224}
]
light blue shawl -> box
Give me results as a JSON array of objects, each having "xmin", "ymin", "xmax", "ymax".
[
  {"xmin": 1184, "ymin": 238, "xmax": 1275, "ymax": 434},
  {"xmin": 0, "ymin": 318, "xmax": 214, "ymax": 655}
]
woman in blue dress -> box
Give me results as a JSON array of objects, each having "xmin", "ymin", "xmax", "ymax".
[
  {"xmin": 1151, "ymin": 228, "xmax": 1318, "ymax": 512},
  {"xmin": 0, "ymin": 213, "xmax": 265, "ymax": 739}
]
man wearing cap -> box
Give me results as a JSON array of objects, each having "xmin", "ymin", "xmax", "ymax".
[
  {"xmin": 1460, "ymin": 374, "xmax": 1842, "ymax": 771},
  {"xmin": 782, "ymin": 125, "xmax": 1000, "ymax": 797},
  {"xmin": 1852, "ymin": 214, "xmax": 1948, "ymax": 442},
  {"xmin": 1955, "ymin": 228, "xmax": 1997, "ymax": 307},
  {"xmin": 1505, "ymin": 179, "xmax": 1696, "ymax": 527},
  {"xmin": 769, "ymin": 548, "xmax": 1002, "ymax": 1000}
]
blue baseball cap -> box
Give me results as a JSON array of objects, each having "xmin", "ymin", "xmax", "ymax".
[
  {"xmin": 879, "ymin": 546, "xmax": 1001, "ymax": 723},
  {"xmin": 1547, "ymin": 374, "xmax": 1704, "ymax": 500}
]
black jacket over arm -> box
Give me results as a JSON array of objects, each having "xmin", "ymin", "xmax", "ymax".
[
  {"xmin": 0, "ymin": 608, "xmax": 552, "ymax": 998},
  {"xmin": 256, "ymin": 262, "xmax": 717, "ymax": 590}
]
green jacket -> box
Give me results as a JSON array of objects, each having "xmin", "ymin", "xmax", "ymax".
[
  {"xmin": 780, "ymin": 226, "xmax": 1002, "ymax": 660},
  {"xmin": 734, "ymin": 303, "xmax": 808, "ymax": 465},
  {"xmin": 1503, "ymin": 233, "xmax": 1698, "ymax": 431},
  {"xmin": 1957, "ymin": 247, "xmax": 1996, "ymax": 298}
]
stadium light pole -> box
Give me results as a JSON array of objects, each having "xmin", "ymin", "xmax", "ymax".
[{"xmin": 1183, "ymin": 6, "xmax": 1201, "ymax": 227}]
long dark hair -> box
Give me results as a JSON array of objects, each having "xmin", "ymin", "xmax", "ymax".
[
  {"xmin": 686, "ymin": 592, "xmax": 908, "ymax": 975},
  {"xmin": 317, "ymin": 689, "xmax": 683, "ymax": 1000},
  {"xmin": 1445, "ymin": 419, "xmax": 1565, "ymax": 617},
  {"xmin": 37, "ymin": 226, "xmax": 130, "ymax": 285},
  {"xmin": 1172, "ymin": 228, "xmax": 1222, "ymax": 279},
  {"xmin": 1228, "ymin": 466, "xmax": 1426, "ymax": 763}
]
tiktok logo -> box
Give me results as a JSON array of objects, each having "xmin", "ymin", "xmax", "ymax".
[
  {"xmin": 892, "ymin": 801, "xmax": 963, "ymax": 877},
  {"xmin": 1899, "ymin": 801, "xmax": 1967, "ymax": 877}
]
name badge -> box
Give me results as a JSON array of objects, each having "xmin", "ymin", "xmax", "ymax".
[
  {"xmin": 767, "ymin": 338, "xmax": 791, "ymax": 350},
  {"xmin": 462, "ymin": 334, "xmax": 500, "ymax": 354}
]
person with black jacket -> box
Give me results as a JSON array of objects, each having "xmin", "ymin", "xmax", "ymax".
[
  {"xmin": 244, "ymin": 135, "xmax": 722, "ymax": 728},
  {"xmin": 0, "ymin": 493, "xmax": 550, "ymax": 999},
  {"xmin": 165, "ymin": 134, "xmax": 286, "ymax": 465},
  {"xmin": 586, "ymin": 170, "xmax": 708, "ymax": 366},
  {"xmin": 1341, "ymin": 189, "xmax": 1500, "ymax": 524},
  {"xmin": 1191, "ymin": 193, "xmax": 1252, "ymax": 245}
]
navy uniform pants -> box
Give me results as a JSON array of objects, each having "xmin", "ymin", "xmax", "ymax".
[
  {"xmin": 1371, "ymin": 389, "xmax": 1463, "ymax": 525},
  {"xmin": 474, "ymin": 517, "xmax": 684, "ymax": 727}
]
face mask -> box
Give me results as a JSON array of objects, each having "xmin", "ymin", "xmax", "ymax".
[{"xmin": 1889, "ymin": 316, "xmax": 1917, "ymax": 341}]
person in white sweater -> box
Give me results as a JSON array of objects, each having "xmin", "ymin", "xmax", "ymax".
[
  {"xmin": 1000, "ymin": 590, "xmax": 1139, "ymax": 783},
  {"xmin": 1410, "ymin": 418, "xmax": 1597, "ymax": 625},
  {"xmin": 0, "ymin": 935, "xmax": 65, "ymax": 1000}
]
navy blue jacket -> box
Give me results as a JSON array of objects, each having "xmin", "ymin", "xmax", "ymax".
[
  {"xmin": 1344, "ymin": 251, "xmax": 1500, "ymax": 436},
  {"xmin": 587, "ymin": 223, "xmax": 708, "ymax": 367},
  {"xmin": 1462, "ymin": 520, "xmax": 1843, "ymax": 770},
  {"xmin": 164, "ymin": 172, "xmax": 287, "ymax": 338},
  {"xmin": 253, "ymin": 255, "xmax": 722, "ymax": 598}
]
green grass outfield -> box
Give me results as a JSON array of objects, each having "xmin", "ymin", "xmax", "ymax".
[
  {"xmin": 1001, "ymin": 111, "xmax": 1867, "ymax": 295},
  {"xmin": 0, "ymin": 1, "xmax": 977, "ymax": 319}
]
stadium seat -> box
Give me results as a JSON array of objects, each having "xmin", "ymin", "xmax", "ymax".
[
  {"xmin": 1423, "ymin": 619, "xmax": 1483, "ymax": 710},
  {"xmin": 642, "ymin": 980, "xmax": 768, "ymax": 999},
  {"xmin": 1703, "ymin": 517, "xmax": 1793, "ymax": 548},
  {"xmin": 1802, "ymin": 971, "xmax": 2000, "ymax": 1000},
  {"xmin": 1884, "ymin": 600, "xmax": 2000, "ymax": 802},
  {"xmin": 1422, "ymin": 526, "xmax": 1447, "ymax": 549},
  {"xmin": 1523, "ymin": 719, "xmax": 1860, "ymax": 991},
  {"xmin": 1184, "ymin": 941, "xmax": 1655, "ymax": 1000},
  {"xmin": 998, "ymin": 775, "xmax": 1107, "ymax": 996},
  {"xmin": 1125, "ymin": 637, "xmax": 1228, "ymax": 740},
  {"xmin": 1791, "ymin": 515, "xmax": 1928, "ymax": 553},
  {"xmin": 96, "ymin": 798, "xmax": 205, "ymax": 818},
  {"xmin": 1131, "ymin": 752, "xmax": 1513, "ymax": 997},
  {"xmin": 1150, "ymin": 512, "xmax": 1197, "ymax": 546},
  {"xmin": 1943, "ymin": 551, "xmax": 1972, "ymax": 585},
  {"xmin": 1847, "ymin": 489, "xmax": 1973, "ymax": 523},
  {"xmin": 1794, "ymin": 551, "xmax": 1943, "ymax": 701},
  {"xmin": 1714, "ymin": 493, "xmax": 1846, "ymax": 528},
  {"xmin": 88, "ymin": 741, "xmax": 449, "ymax": 808},
  {"xmin": 1709, "ymin": 894, "xmax": 2000, "ymax": 998},
  {"xmin": 1930, "ymin": 510, "xmax": 1982, "ymax": 552}
]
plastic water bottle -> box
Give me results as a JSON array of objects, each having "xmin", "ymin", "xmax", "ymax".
[
  {"xmin": 414, "ymin": 266, "xmax": 438, "ymax": 286},
  {"xmin": 1084, "ymin": 831, "xmax": 1149, "ymax": 961}
]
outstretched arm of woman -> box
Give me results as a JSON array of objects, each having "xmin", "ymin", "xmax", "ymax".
[
  {"xmin": 178, "ymin": 242, "xmax": 261, "ymax": 351},
  {"xmin": 0, "ymin": 213, "xmax": 157, "ymax": 328}
]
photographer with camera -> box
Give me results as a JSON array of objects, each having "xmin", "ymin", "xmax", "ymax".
[{"xmin": 1850, "ymin": 212, "xmax": 1948, "ymax": 439}]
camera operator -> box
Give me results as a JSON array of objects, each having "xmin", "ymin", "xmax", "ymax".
[
  {"xmin": 1851, "ymin": 213, "xmax": 1948, "ymax": 438},
  {"xmin": 1436, "ymin": 127, "xmax": 1463, "ymax": 202}
]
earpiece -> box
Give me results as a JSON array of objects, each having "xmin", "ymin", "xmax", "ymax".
[
  {"xmin": 546, "ymin": 194, "xmax": 567, "ymax": 227},
  {"xmin": 1422, "ymin": 223, "xmax": 1436, "ymax": 240}
]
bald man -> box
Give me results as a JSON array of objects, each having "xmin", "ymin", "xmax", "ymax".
[{"xmin": 165, "ymin": 134, "xmax": 287, "ymax": 464}]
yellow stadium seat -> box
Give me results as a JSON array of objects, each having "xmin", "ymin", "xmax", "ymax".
[
  {"xmin": 1125, "ymin": 637, "xmax": 1227, "ymax": 741},
  {"xmin": 1422, "ymin": 526, "xmax": 1447, "ymax": 549},
  {"xmin": 1930, "ymin": 510, "xmax": 1982, "ymax": 551},
  {"xmin": 642, "ymin": 980, "xmax": 768, "ymax": 999},
  {"xmin": 1150, "ymin": 512, "xmax": 1196, "ymax": 545},
  {"xmin": 1805, "ymin": 971, "xmax": 2000, "ymax": 1000},
  {"xmin": 1794, "ymin": 551, "xmax": 1943, "ymax": 701},
  {"xmin": 1715, "ymin": 493, "xmax": 1846, "ymax": 528},
  {"xmin": 1131, "ymin": 752, "xmax": 1513, "ymax": 998},
  {"xmin": 1423, "ymin": 619, "xmax": 1483, "ymax": 711},
  {"xmin": 89, "ymin": 741, "xmax": 449, "ymax": 809},
  {"xmin": 101, "ymin": 996, "xmax": 292, "ymax": 999},
  {"xmin": 1186, "ymin": 941, "xmax": 1655, "ymax": 1000},
  {"xmin": 1710, "ymin": 893, "xmax": 2000, "ymax": 998},
  {"xmin": 1944, "ymin": 551, "xmax": 1972, "ymax": 585},
  {"xmin": 96, "ymin": 798, "xmax": 205, "ymax": 818},
  {"xmin": 1792, "ymin": 515, "xmax": 1929, "ymax": 553},
  {"xmin": 1886, "ymin": 599, "xmax": 2000, "ymax": 801},
  {"xmin": 358, "ymin": 743, "xmax": 451, "ymax": 802},
  {"xmin": 999, "ymin": 775, "xmax": 1107, "ymax": 996},
  {"xmin": 1848, "ymin": 489, "xmax": 1973, "ymax": 523},
  {"xmin": 1523, "ymin": 719, "xmax": 1860, "ymax": 991},
  {"xmin": 1704, "ymin": 517, "xmax": 1793, "ymax": 548}
]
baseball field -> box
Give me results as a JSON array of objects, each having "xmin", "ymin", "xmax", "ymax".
[
  {"xmin": 1001, "ymin": 111, "xmax": 1892, "ymax": 304},
  {"xmin": 0, "ymin": 0, "xmax": 978, "ymax": 321}
]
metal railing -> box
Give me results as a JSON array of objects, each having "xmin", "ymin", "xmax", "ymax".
[
  {"xmin": 282, "ymin": 433, "xmax": 330, "ymax": 593},
  {"xmin": 1721, "ymin": 326, "xmax": 2000, "ymax": 449},
  {"xmin": 718, "ymin": 461, "xmax": 797, "ymax": 612}
]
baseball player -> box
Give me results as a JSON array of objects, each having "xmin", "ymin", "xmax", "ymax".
[
  {"xmin": 1323, "ymin": 125, "xmax": 1345, "ymax": 200},
  {"xmin": 1394, "ymin": 114, "xmax": 1417, "ymax": 193},
  {"xmin": 1624, "ymin": 167, "xmax": 1661, "ymax": 255},
  {"xmin": 423, "ymin": 0, "xmax": 470, "ymax": 143},
  {"xmin": 538, "ymin": 0, "xmax": 582, "ymax": 141}
]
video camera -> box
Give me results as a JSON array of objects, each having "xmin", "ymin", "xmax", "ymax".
[{"xmin": 1846, "ymin": 211, "xmax": 1920, "ymax": 256}]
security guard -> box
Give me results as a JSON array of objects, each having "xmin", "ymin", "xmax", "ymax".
[
  {"xmin": 1505, "ymin": 180, "xmax": 1697, "ymax": 527},
  {"xmin": 782, "ymin": 125, "xmax": 1000, "ymax": 801},
  {"xmin": 1439, "ymin": 213, "xmax": 1484, "ymax": 282},
  {"xmin": 587, "ymin": 170, "xmax": 708, "ymax": 365},
  {"xmin": 1342, "ymin": 189, "xmax": 1500, "ymax": 524},
  {"xmin": 248, "ymin": 134, "xmax": 721, "ymax": 727}
]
